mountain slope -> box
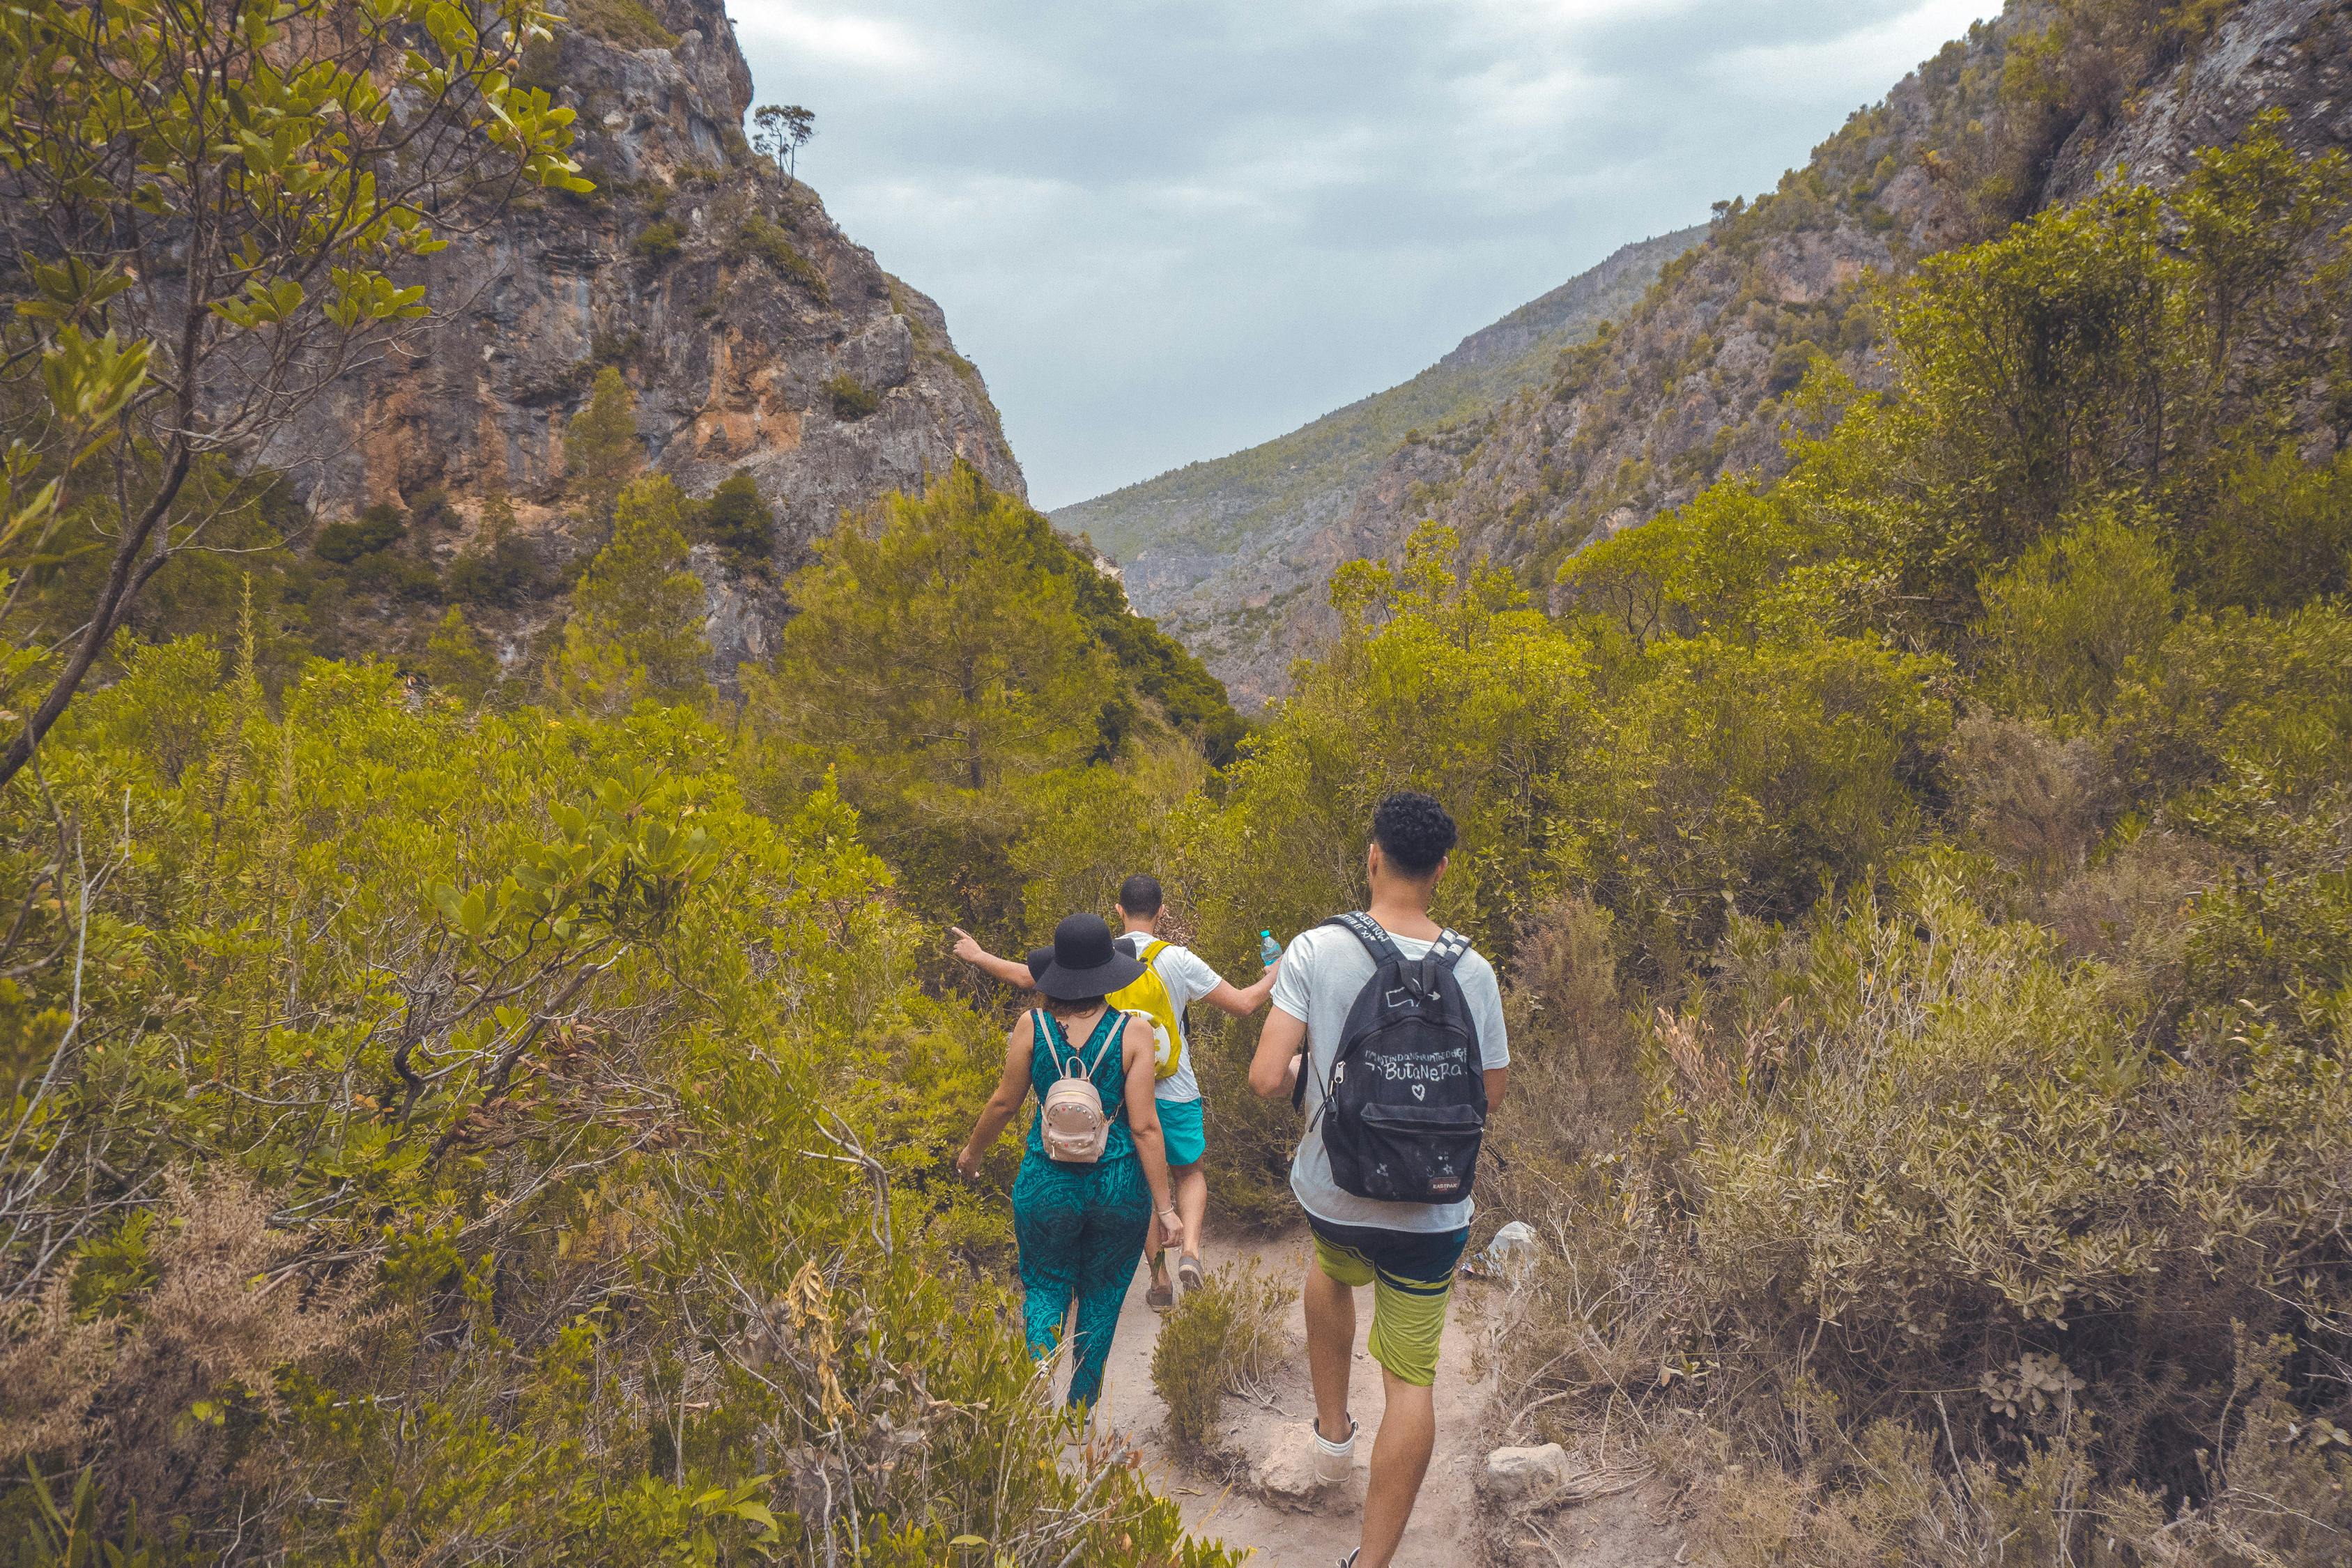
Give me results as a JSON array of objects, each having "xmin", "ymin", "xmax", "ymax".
[
  {"xmin": 1052, "ymin": 226, "xmax": 1703, "ymax": 705},
  {"xmin": 254, "ymin": 0, "xmax": 1024, "ymax": 674},
  {"xmin": 1082, "ymin": 0, "xmax": 2352, "ymax": 708},
  {"xmin": 1347, "ymin": 0, "xmax": 2352, "ymax": 594}
]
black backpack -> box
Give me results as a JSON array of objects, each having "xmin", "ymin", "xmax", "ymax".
[{"xmin": 1291, "ymin": 912, "xmax": 1487, "ymax": 1204}]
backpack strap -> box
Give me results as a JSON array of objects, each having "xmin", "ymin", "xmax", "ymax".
[
  {"xmin": 1322, "ymin": 910, "xmax": 1402, "ymax": 965},
  {"xmin": 1142, "ymin": 939, "xmax": 1169, "ymax": 965},
  {"xmin": 1033, "ymin": 1009, "xmax": 1073, "ymax": 1078}
]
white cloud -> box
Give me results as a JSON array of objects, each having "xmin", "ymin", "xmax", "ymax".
[{"xmin": 729, "ymin": 0, "xmax": 2004, "ymax": 507}]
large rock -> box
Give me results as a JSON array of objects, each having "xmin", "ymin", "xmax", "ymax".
[
  {"xmin": 1250, "ymin": 1422, "xmax": 1365, "ymax": 1512},
  {"xmin": 1483, "ymin": 1442, "xmax": 1574, "ymax": 1505}
]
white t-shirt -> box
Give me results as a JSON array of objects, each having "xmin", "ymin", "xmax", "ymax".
[
  {"xmin": 1115, "ymin": 932, "xmax": 1222, "ymax": 1103},
  {"xmin": 1270, "ymin": 920, "xmax": 1510, "ymax": 1233}
]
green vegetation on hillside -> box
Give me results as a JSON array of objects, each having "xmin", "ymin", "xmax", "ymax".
[
  {"xmin": 0, "ymin": 470, "xmax": 1250, "ymax": 1562},
  {"xmin": 5, "ymin": 8, "xmax": 2349, "ymax": 1562}
]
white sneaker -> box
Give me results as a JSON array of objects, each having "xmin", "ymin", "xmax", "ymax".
[{"xmin": 1312, "ymin": 1415, "xmax": 1358, "ymax": 1486}]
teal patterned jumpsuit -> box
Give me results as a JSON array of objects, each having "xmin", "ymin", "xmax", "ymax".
[{"xmin": 1010, "ymin": 1008, "xmax": 1152, "ymax": 1409}]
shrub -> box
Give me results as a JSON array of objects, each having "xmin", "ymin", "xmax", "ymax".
[
  {"xmin": 447, "ymin": 530, "xmax": 555, "ymax": 608},
  {"xmin": 702, "ymin": 470, "xmax": 775, "ymax": 569},
  {"xmin": 631, "ymin": 219, "xmax": 684, "ymax": 262},
  {"xmin": 313, "ymin": 502, "xmax": 405, "ymax": 563},
  {"xmin": 566, "ymin": 0, "xmax": 677, "ymax": 49},
  {"xmin": 825, "ymin": 372, "xmax": 879, "ymax": 420},
  {"xmin": 727, "ymin": 216, "xmax": 829, "ymax": 300},
  {"xmin": 1149, "ymin": 1261, "xmax": 1296, "ymax": 1453},
  {"xmin": 1975, "ymin": 507, "xmax": 2177, "ymax": 723}
]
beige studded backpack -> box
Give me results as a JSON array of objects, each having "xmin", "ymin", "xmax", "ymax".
[{"xmin": 1036, "ymin": 1010, "xmax": 1124, "ymax": 1163}]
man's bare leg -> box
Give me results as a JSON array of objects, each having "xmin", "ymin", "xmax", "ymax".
[
  {"xmin": 1174, "ymin": 1163, "xmax": 1207, "ymax": 1262},
  {"xmin": 1355, "ymin": 1369, "xmax": 1435, "ymax": 1568},
  {"xmin": 1302, "ymin": 1262, "xmax": 1356, "ymax": 1443},
  {"xmin": 1146, "ymin": 1164, "xmax": 1208, "ymax": 1283}
]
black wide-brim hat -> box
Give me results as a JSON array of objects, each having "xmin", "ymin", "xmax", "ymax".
[{"xmin": 1032, "ymin": 912, "xmax": 1146, "ymax": 1001}]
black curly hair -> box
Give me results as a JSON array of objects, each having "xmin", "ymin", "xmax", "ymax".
[{"xmin": 1371, "ymin": 790, "xmax": 1457, "ymax": 877}]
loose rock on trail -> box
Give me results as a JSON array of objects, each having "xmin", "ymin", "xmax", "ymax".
[{"xmin": 1085, "ymin": 1231, "xmax": 1684, "ymax": 1567}]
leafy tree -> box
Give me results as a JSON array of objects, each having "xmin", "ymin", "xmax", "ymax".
[
  {"xmin": 562, "ymin": 367, "xmax": 643, "ymax": 533},
  {"xmin": 702, "ymin": 470, "xmax": 776, "ymax": 571},
  {"xmin": 551, "ymin": 475, "xmax": 710, "ymax": 712},
  {"xmin": 447, "ymin": 492, "xmax": 555, "ymax": 608},
  {"xmin": 746, "ymin": 465, "xmax": 1113, "ymax": 921},
  {"xmin": 751, "ymin": 103, "xmax": 816, "ymax": 182},
  {"xmin": 0, "ymin": 0, "xmax": 587, "ymax": 789},
  {"xmin": 424, "ymin": 606, "xmax": 500, "ymax": 705}
]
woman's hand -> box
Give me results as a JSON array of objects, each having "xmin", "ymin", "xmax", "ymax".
[
  {"xmin": 949, "ymin": 926, "xmax": 985, "ymax": 965},
  {"xmin": 1158, "ymin": 1206, "xmax": 1185, "ymax": 1247},
  {"xmin": 955, "ymin": 1146, "xmax": 983, "ymax": 1183}
]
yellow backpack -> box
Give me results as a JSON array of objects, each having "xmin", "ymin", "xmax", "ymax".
[{"xmin": 1109, "ymin": 939, "xmax": 1185, "ymax": 1081}]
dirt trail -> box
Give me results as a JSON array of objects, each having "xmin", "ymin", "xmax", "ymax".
[{"xmin": 1083, "ymin": 1229, "xmax": 1683, "ymax": 1568}]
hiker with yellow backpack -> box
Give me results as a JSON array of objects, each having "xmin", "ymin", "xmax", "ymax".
[{"xmin": 951, "ymin": 873, "xmax": 1279, "ymax": 1307}]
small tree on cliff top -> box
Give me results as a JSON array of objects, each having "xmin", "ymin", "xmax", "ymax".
[
  {"xmin": 751, "ymin": 104, "xmax": 816, "ymax": 183},
  {"xmin": 0, "ymin": 0, "xmax": 590, "ymax": 791}
]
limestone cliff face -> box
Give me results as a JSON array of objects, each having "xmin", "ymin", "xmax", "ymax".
[{"xmin": 259, "ymin": 0, "xmax": 1023, "ymax": 670}]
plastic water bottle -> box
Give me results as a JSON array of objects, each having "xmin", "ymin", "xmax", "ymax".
[{"xmin": 1259, "ymin": 930, "xmax": 1283, "ymax": 967}]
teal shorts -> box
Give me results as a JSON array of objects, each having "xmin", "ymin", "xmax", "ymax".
[{"xmin": 1156, "ymin": 1096, "xmax": 1205, "ymax": 1165}]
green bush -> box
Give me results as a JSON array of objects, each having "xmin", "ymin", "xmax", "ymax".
[
  {"xmin": 702, "ymin": 470, "xmax": 775, "ymax": 570},
  {"xmin": 631, "ymin": 218, "xmax": 684, "ymax": 262},
  {"xmin": 825, "ymin": 372, "xmax": 879, "ymax": 420},
  {"xmin": 1975, "ymin": 507, "xmax": 2176, "ymax": 723},
  {"xmin": 447, "ymin": 530, "xmax": 555, "ymax": 607},
  {"xmin": 567, "ymin": 0, "xmax": 677, "ymax": 49},
  {"xmin": 1149, "ymin": 1261, "xmax": 1296, "ymax": 1453},
  {"xmin": 728, "ymin": 215, "xmax": 830, "ymax": 300},
  {"xmin": 314, "ymin": 501, "xmax": 405, "ymax": 563}
]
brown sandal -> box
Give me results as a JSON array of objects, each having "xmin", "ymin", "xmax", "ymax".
[{"xmin": 1146, "ymin": 1275, "xmax": 1175, "ymax": 1312}]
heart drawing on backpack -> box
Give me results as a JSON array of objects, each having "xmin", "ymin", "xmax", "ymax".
[{"xmin": 1411, "ymin": 1083, "xmax": 1426, "ymax": 1100}]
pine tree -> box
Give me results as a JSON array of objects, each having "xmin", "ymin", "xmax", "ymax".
[
  {"xmin": 552, "ymin": 475, "xmax": 711, "ymax": 713},
  {"xmin": 423, "ymin": 604, "xmax": 500, "ymax": 705},
  {"xmin": 704, "ymin": 470, "xmax": 776, "ymax": 571},
  {"xmin": 562, "ymin": 367, "xmax": 642, "ymax": 533}
]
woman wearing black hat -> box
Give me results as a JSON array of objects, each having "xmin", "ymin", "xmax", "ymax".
[{"xmin": 955, "ymin": 913, "xmax": 1183, "ymax": 1409}]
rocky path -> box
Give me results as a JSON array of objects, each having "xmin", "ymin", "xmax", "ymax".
[{"xmin": 1084, "ymin": 1229, "xmax": 1684, "ymax": 1568}]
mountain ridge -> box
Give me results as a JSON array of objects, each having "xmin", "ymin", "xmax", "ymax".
[
  {"xmin": 1054, "ymin": 225, "xmax": 1706, "ymax": 705},
  {"xmin": 1076, "ymin": 0, "xmax": 2352, "ymax": 708}
]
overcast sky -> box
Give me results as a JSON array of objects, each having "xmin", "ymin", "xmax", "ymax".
[{"xmin": 730, "ymin": 1, "xmax": 2003, "ymax": 509}]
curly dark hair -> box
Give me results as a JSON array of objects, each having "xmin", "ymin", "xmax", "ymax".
[{"xmin": 1372, "ymin": 790, "xmax": 1457, "ymax": 876}]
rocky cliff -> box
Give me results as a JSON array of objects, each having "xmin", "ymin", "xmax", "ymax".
[
  {"xmin": 258, "ymin": 0, "xmax": 1024, "ymax": 672},
  {"xmin": 1054, "ymin": 227, "xmax": 1702, "ymax": 707},
  {"xmin": 1344, "ymin": 0, "xmax": 2352, "ymax": 592},
  {"xmin": 1082, "ymin": 0, "xmax": 2352, "ymax": 707}
]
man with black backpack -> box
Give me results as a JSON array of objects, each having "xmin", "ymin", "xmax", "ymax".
[{"xmin": 1247, "ymin": 792, "xmax": 1509, "ymax": 1568}]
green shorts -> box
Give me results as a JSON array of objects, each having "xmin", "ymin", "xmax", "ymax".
[
  {"xmin": 1307, "ymin": 1217, "xmax": 1468, "ymax": 1388},
  {"xmin": 1156, "ymin": 1096, "xmax": 1205, "ymax": 1166}
]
